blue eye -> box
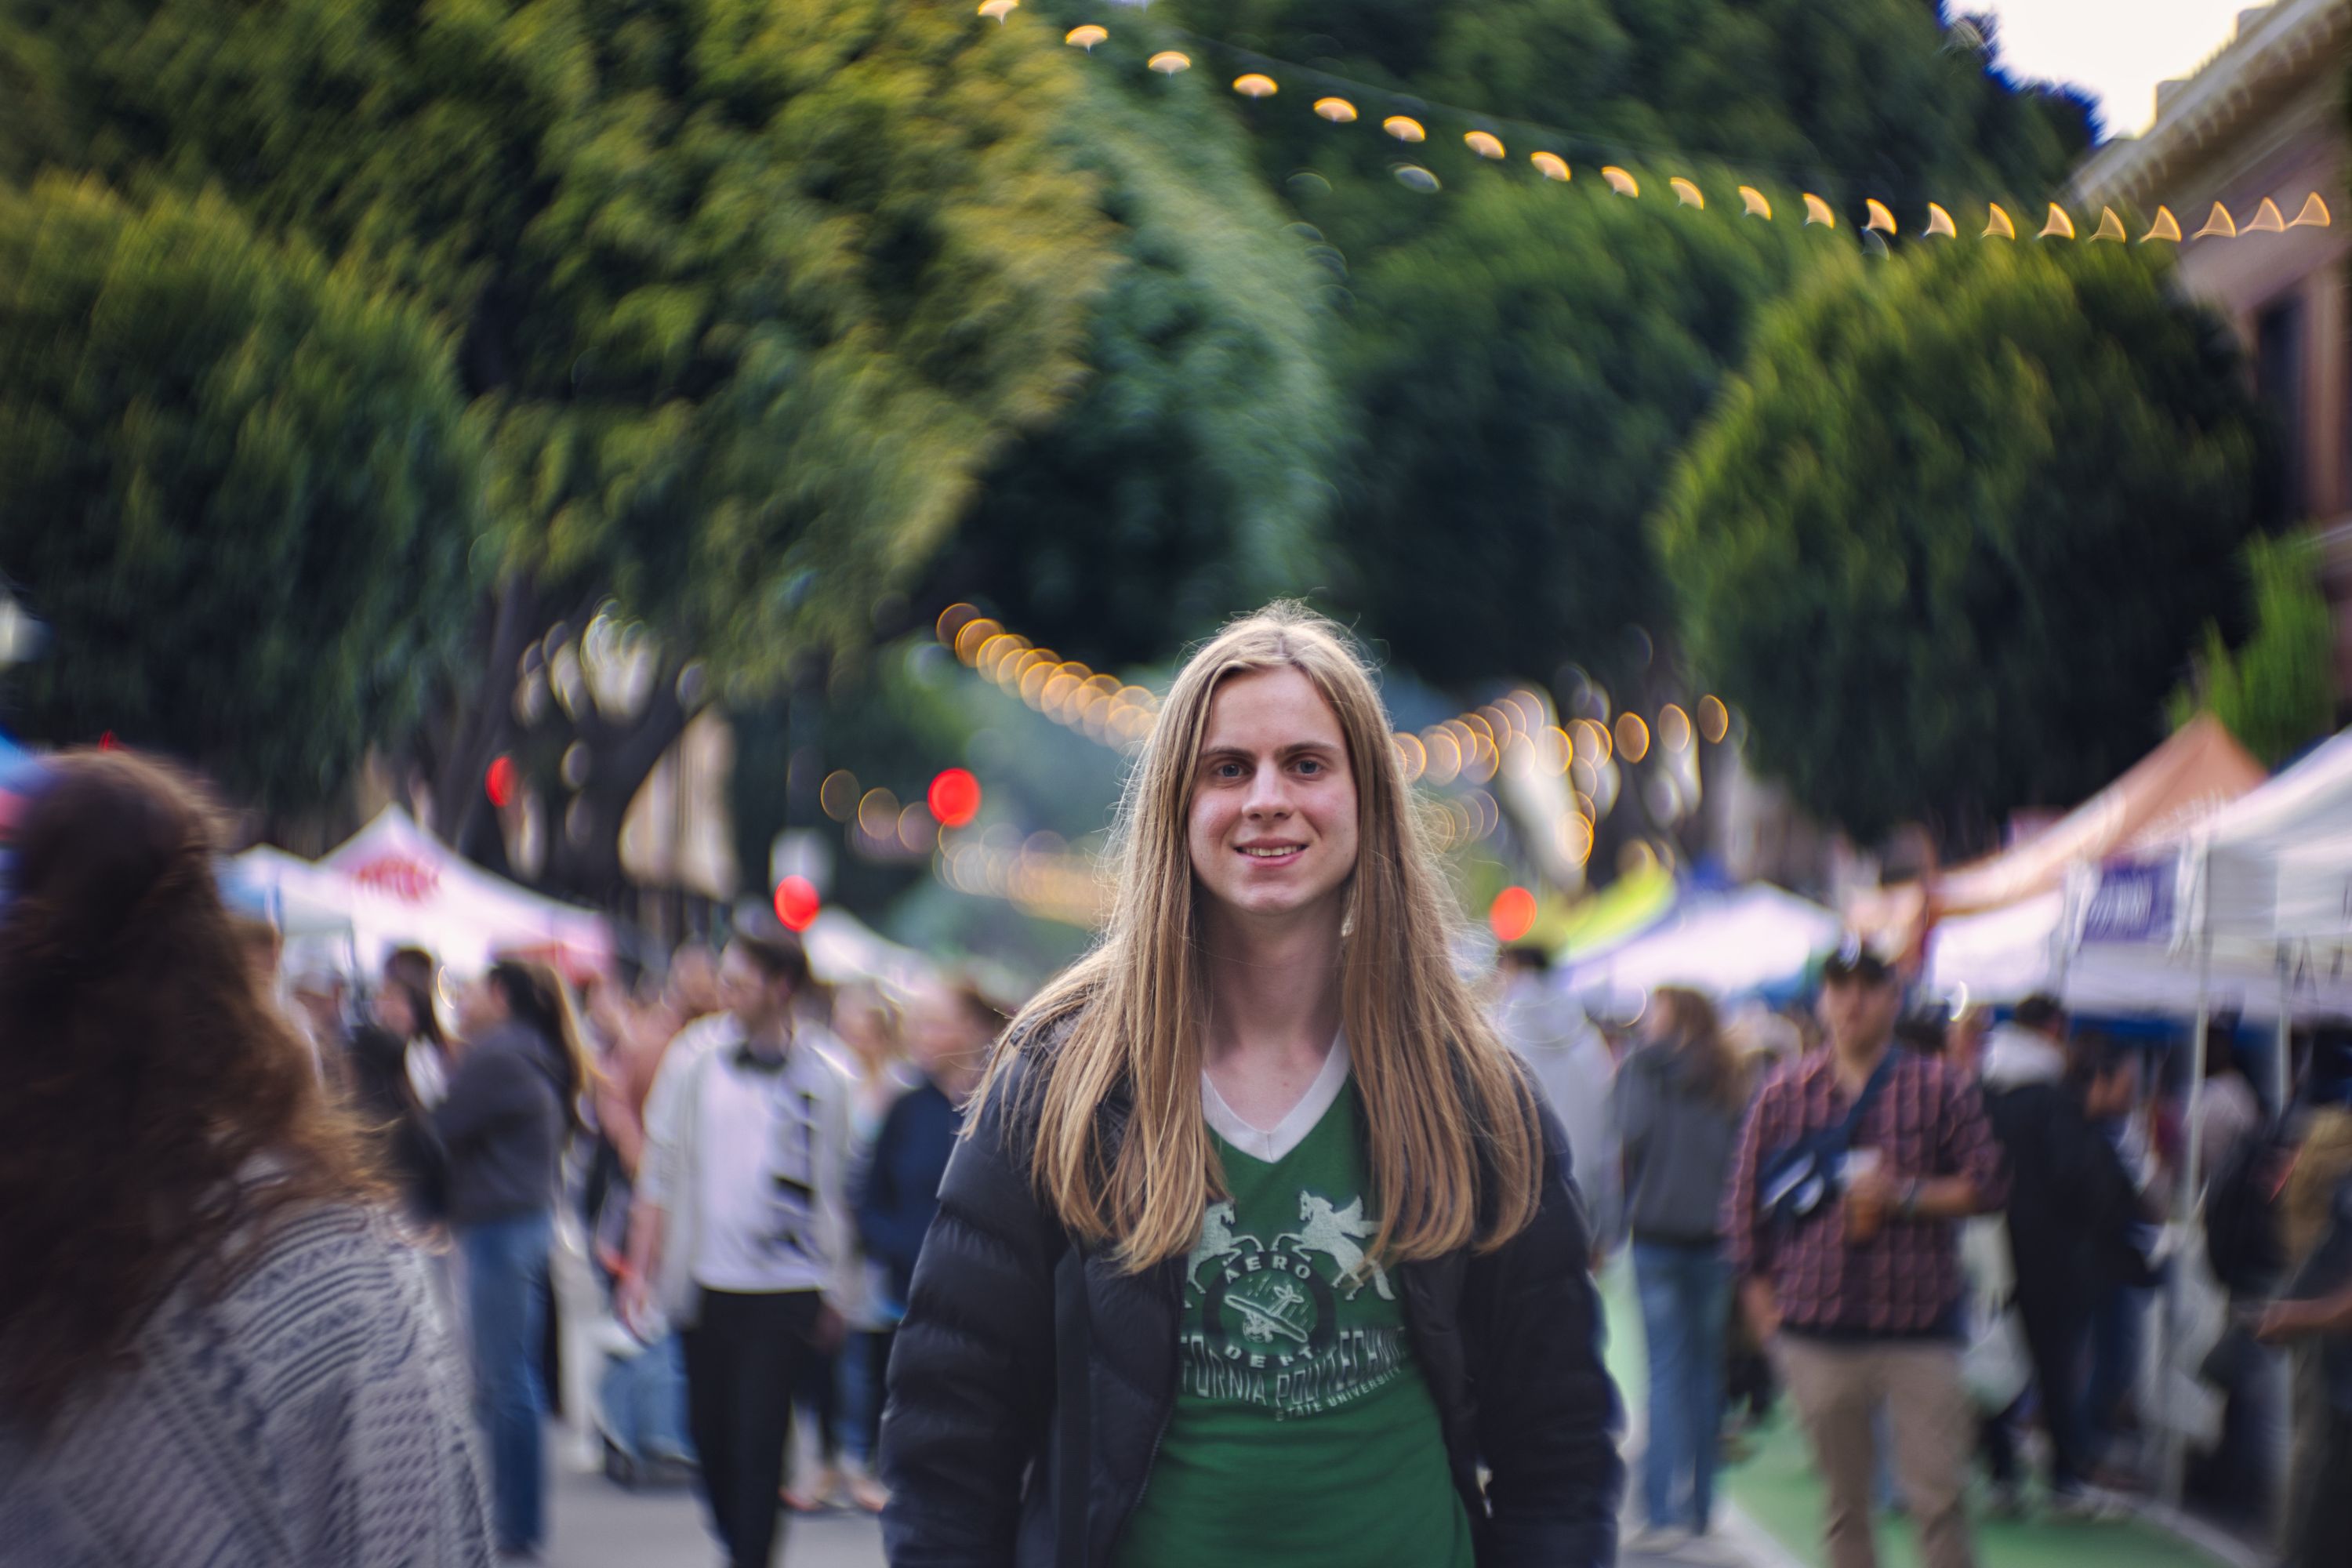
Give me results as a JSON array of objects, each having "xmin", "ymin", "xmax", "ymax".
[{"xmin": 1296, "ymin": 758, "xmax": 1323, "ymax": 775}]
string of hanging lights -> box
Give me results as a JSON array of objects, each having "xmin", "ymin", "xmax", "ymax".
[{"xmin": 971, "ymin": 3, "xmax": 2331, "ymax": 249}]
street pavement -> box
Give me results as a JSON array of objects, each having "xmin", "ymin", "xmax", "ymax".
[
  {"xmin": 539, "ymin": 1442, "xmax": 1746, "ymax": 1568},
  {"xmin": 545, "ymin": 1461, "xmax": 884, "ymax": 1568}
]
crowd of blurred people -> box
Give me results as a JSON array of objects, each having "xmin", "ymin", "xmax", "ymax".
[
  {"xmin": 0, "ymin": 747, "xmax": 1019, "ymax": 1567},
  {"xmin": 1493, "ymin": 935, "xmax": 2352, "ymax": 1568},
  {"xmin": 16, "ymin": 744, "xmax": 2352, "ymax": 1568}
]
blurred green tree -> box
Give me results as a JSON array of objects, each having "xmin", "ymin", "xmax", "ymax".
[
  {"xmin": 1149, "ymin": 0, "xmax": 2092, "ymax": 692},
  {"xmin": 1339, "ymin": 171, "xmax": 1819, "ymax": 686},
  {"xmin": 2170, "ymin": 534, "xmax": 2336, "ymax": 768},
  {"xmin": 1166, "ymin": 0, "xmax": 2090, "ymax": 221},
  {"xmin": 924, "ymin": 17, "xmax": 1343, "ymax": 666},
  {"xmin": 0, "ymin": 177, "xmax": 479, "ymax": 814},
  {"xmin": 1656, "ymin": 241, "xmax": 2275, "ymax": 851},
  {"xmin": 0, "ymin": 0, "xmax": 1119, "ymax": 880}
]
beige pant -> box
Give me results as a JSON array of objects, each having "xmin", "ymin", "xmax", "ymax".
[{"xmin": 1774, "ymin": 1335, "xmax": 1978, "ymax": 1568}]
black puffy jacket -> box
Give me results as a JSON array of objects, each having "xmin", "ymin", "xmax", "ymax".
[{"xmin": 878, "ymin": 1047, "xmax": 1622, "ymax": 1568}]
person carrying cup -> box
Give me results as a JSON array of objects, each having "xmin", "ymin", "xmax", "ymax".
[{"xmin": 1723, "ymin": 942, "xmax": 2008, "ymax": 1568}]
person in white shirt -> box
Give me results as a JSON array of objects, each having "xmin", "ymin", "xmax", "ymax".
[{"xmin": 622, "ymin": 927, "xmax": 855, "ymax": 1568}]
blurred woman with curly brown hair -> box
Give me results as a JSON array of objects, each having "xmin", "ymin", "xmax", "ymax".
[{"xmin": 0, "ymin": 750, "xmax": 492, "ymax": 1566}]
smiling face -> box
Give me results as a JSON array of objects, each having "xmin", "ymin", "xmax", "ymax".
[{"xmin": 1185, "ymin": 665, "xmax": 1360, "ymax": 927}]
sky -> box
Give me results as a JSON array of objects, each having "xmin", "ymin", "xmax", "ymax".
[{"xmin": 1975, "ymin": 0, "xmax": 2266, "ymax": 138}]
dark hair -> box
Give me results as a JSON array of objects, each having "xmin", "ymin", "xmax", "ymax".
[
  {"xmin": 0, "ymin": 751, "xmax": 382, "ymax": 1433},
  {"xmin": 1820, "ymin": 939, "xmax": 1895, "ymax": 988},
  {"xmin": 2204, "ymin": 1035, "xmax": 2241, "ymax": 1080},
  {"xmin": 1497, "ymin": 946, "xmax": 1551, "ymax": 975},
  {"xmin": 385, "ymin": 945, "xmax": 436, "ymax": 993},
  {"xmin": 2013, "ymin": 993, "xmax": 2067, "ymax": 1036},
  {"xmin": 2305, "ymin": 1020, "xmax": 2352, "ymax": 1107},
  {"xmin": 400, "ymin": 976, "xmax": 444, "ymax": 1047},
  {"xmin": 1650, "ymin": 986, "xmax": 1747, "ymax": 1113},
  {"xmin": 1894, "ymin": 1014, "xmax": 1949, "ymax": 1057},
  {"xmin": 488, "ymin": 959, "xmax": 592, "ymax": 1132},
  {"xmin": 731, "ymin": 927, "xmax": 811, "ymax": 993},
  {"xmin": 2067, "ymin": 1031, "xmax": 2138, "ymax": 1094}
]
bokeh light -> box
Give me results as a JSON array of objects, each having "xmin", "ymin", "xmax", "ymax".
[
  {"xmin": 820, "ymin": 769, "xmax": 859, "ymax": 821},
  {"xmin": 857, "ymin": 787, "xmax": 901, "ymax": 843},
  {"xmin": 774, "ymin": 875, "xmax": 821, "ymax": 932},
  {"xmin": 928, "ymin": 767, "xmax": 983, "ymax": 829},
  {"xmin": 1490, "ymin": 886, "xmax": 1537, "ymax": 943},
  {"xmin": 898, "ymin": 803, "xmax": 938, "ymax": 855}
]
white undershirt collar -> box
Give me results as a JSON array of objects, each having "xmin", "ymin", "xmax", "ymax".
[{"xmin": 1201, "ymin": 1034, "xmax": 1351, "ymax": 1164}]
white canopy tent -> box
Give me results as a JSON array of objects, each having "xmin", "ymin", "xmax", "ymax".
[
  {"xmin": 2180, "ymin": 729, "xmax": 2352, "ymax": 960},
  {"xmin": 1561, "ymin": 883, "xmax": 1840, "ymax": 1013},
  {"xmin": 235, "ymin": 808, "xmax": 613, "ymax": 978},
  {"xmin": 2053, "ymin": 729, "xmax": 2352, "ymax": 1040},
  {"xmin": 2056, "ymin": 728, "xmax": 2352, "ymax": 1510},
  {"xmin": 1929, "ymin": 888, "xmax": 2352, "ymax": 1018}
]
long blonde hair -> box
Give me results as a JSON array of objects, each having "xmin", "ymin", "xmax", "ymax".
[{"xmin": 982, "ymin": 603, "xmax": 1544, "ymax": 1272}]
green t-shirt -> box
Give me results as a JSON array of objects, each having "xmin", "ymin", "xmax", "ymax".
[{"xmin": 1111, "ymin": 1077, "xmax": 1475, "ymax": 1568}]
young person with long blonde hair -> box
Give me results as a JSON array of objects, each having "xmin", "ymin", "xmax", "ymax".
[{"xmin": 880, "ymin": 604, "xmax": 1621, "ymax": 1567}]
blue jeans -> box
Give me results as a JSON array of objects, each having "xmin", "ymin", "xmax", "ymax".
[
  {"xmin": 1635, "ymin": 1240, "xmax": 1732, "ymax": 1531},
  {"xmin": 463, "ymin": 1211, "xmax": 553, "ymax": 1553},
  {"xmin": 2085, "ymin": 1283, "xmax": 2149, "ymax": 1468},
  {"xmin": 601, "ymin": 1332, "xmax": 693, "ymax": 1465}
]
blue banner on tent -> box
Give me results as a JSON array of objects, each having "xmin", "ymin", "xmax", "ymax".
[{"xmin": 2082, "ymin": 858, "xmax": 2174, "ymax": 945}]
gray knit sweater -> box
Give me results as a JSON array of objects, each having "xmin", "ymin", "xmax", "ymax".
[{"xmin": 0, "ymin": 1203, "xmax": 492, "ymax": 1567}]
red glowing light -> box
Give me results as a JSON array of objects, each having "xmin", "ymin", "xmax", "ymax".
[
  {"xmin": 927, "ymin": 768, "xmax": 983, "ymax": 829},
  {"xmin": 485, "ymin": 754, "xmax": 517, "ymax": 808},
  {"xmin": 97, "ymin": 731, "xmax": 119, "ymax": 751},
  {"xmin": 1489, "ymin": 885, "xmax": 1538, "ymax": 944},
  {"xmin": 774, "ymin": 875, "xmax": 822, "ymax": 932}
]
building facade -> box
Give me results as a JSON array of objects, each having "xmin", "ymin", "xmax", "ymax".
[{"xmin": 2074, "ymin": 0, "xmax": 2352, "ymax": 688}]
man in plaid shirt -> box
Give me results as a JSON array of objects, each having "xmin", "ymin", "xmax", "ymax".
[{"xmin": 1724, "ymin": 945, "xmax": 2006, "ymax": 1568}]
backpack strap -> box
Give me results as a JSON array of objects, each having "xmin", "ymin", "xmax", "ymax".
[{"xmin": 1838, "ymin": 1049, "xmax": 1900, "ymax": 1150}]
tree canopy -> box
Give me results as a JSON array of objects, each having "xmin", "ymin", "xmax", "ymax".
[
  {"xmin": 1339, "ymin": 167, "xmax": 1820, "ymax": 687},
  {"xmin": 1656, "ymin": 241, "xmax": 2275, "ymax": 847},
  {"xmin": 1166, "ymin": 0, "xmax": 2090, "ymax": 209},
  {"xmin": 0, "ymin": 0, "xmax": 1126, "ymax": 857},
  {"xmin": 924, "ymin": 9, "xmax": 1343, "ymax": 666},
  {"xmin": 1, "ymin": 0, "xmax": 1119, "ymax": 668},
  {"xmin": 1138, "ymin": 0, "xmax": 2094, "ymax": 691},
  {"xmin": 0, "ymin": 177, "xmax": 479, "ymax": 811},
  {"xmin": 2171, "ymin": 534, "xmax": 2336, "ymax": 768}
]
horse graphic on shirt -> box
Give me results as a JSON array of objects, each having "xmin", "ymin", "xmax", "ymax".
[
  {"xmin": 1293, "ymin": 1192, "xmax": 1394, "ymax": 1300},
  {"xmin": 1189, "ymin": 1200, "xmax": 1261, "ymax": 1289}
]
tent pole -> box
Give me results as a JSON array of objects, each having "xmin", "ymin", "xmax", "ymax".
[
  {"xmin": 2275, "ymin": 949, "xmax": 2292, "ymax": 1111},
  {"xmin": 2162, "ymin": 940, "xmax": 2212, "ymax": 1510},
  {"xmin": 2050, "ymin": 873, "xmax": 2075, "ymax": 998}
]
